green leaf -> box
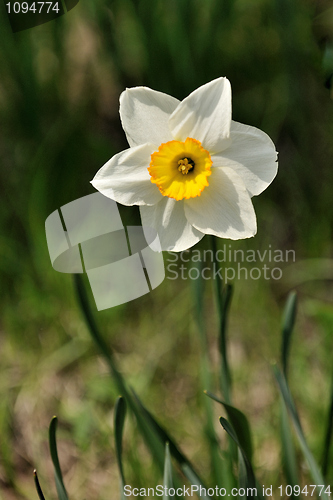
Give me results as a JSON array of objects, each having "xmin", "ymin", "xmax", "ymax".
[
  {"xmin": 74, "ymin": 274, "xmax": 165, "ymax": 472},
  {"xmin": 73, "ymin": 275, "xmax": 128, "ymax": 395},
  {"xmin": 131, "ymin": 390, "xmax": 209, "ymax": 499},
  {"xmin": 281, "ymin": 291, "xmax": 297, "ymax": 378},
  {"xmin": 48, "ymin": 417, "xmax": 68, "ymax": 500},
  {"xmin": 114, "ymin": 396, "xmax": 127, "ymax": 498},
  {"xmin": 280, "ymin": 402, "xmax": 299, "ymax": 488},
  {"xmin": 274, "ymin": 366, "xmax": 329, "ymax": 500},
  {"xmin": 75, "ymin": 273, "xmax": 213, "ymax": 496},
  {"xmin": 219, "ymin": 417, "xmax": 257, "ymax": 496},
  {"xmin": 163, "ymin": 443, "xmax": 174, "ymax": 500},
  {"xmin": 33, "ymin": 469, "xmax": 46, "ymax": 500},
  {"xmin": 279, "ymin": 292, "xmax": 299, "ymax": 493},
  {"xmin": 322, "ymin": 373, "xmax": 333, "ymax": 478},
  {"xmin": 205, "ymin": 391, "xmax": 253, "ymax": 462}
]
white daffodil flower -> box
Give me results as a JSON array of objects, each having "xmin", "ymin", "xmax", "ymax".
[{"xmin": 91, "ymin": 77, "xmax": 278, "ymax": 252}]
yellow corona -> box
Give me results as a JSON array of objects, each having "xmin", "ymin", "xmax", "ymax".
[{"xmin": 148, "ymin": 137, "xmax": 212, "ymax": 201}]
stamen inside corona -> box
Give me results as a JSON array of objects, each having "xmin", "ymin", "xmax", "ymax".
[
  {"xmin": 178, "ymin": 158, "xmax": 195, "ymax": 174},
  {"xmin": 149, "ymin": 138, "xmax": 212, "ymax": 201}
]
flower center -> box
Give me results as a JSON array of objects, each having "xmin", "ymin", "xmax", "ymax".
[
  {"xmin": 178, "ymin": 157, "xmax": 195, "ymax": 174},
  {"xmin": 149, "ymin": 138, "xmax": 212, "ymax": 201}
]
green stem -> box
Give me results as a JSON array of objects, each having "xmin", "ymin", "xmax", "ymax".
[{"xmin": 210, "ymin": 236, "xmax": 232, "ymax": 403}]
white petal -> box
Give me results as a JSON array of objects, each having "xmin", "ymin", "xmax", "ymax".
[
  {"xmin": 184, "ymin": 167, "xmax": 257, "ymax": 239},
  {"xmin": 169, "ymin": 77, "xmax": 232, "ymax": 153},
  {"xmin": 212, "ymin": 120, "xmax": 278, "ymax": 196},
  {"xmin": 91, "ymin": 143, "xmax": 163, "ymax": 206},
  {"xmin": 119, "ymin": 87, "xmax": 180, "ymax": 148},
  {"xmin": 140, "ymin": 198, "xmax": 204, "ymax": 252}
]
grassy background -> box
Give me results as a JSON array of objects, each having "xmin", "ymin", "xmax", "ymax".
[{"xmin": 0, "ymin": 0, "xmax": 333, "ymax": 498}]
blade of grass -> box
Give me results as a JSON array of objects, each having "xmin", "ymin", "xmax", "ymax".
[
  {"xmin": 114, "ymin": 396, "xmax": 127, "ymax": 499},
  {"xmin": 321, "ymin": 371, "xmax": 333, "ymax": 478},
  {"xmin": 75, "ymin": 274, "xmax": 210, "ymax": 483},
  {"xmin": 75, "ymin": 272, "xmax": 222, "ymax": 495},
  {"xmin": 281, "ymin": 292, "xmax": 297, "ymax": 379},
  {"xmin": 73, "ymin": 275, "xmax": 128, "ymax": 395},
  {"xmin": 219, "ymin": 417, "xmax": 257, "ymax": 497},
  {"xmin": 163, "ymin": 443, "xmax": 174, "ymax": 500},
  {"xmin": 280, "ymin": 402, "xmax": 299, "ymax": 488},
  {"xmin": 33, "ymin": 470, "xmax": 46, "ymax": 500},
  {"xmin": 205, "ymin": 391, "xmax": 252, "ymax": 462},
  {"xmin": 131, "ymin": 389, "xmax": 209, "ymax": 499},
  {"xmin": 274, "ymin": 366, "xmax": 329, "ymax": 499},
  {"xmin": 48, "ymin": 417, "xmax": 68, "ymax": 500},
  {"xmin": 280, "ymin": 292, "xmax": 299, "ymax": 492},
  {"xmin": 73, "ymin": 274, "xmax": 165, "ymax": 471}
]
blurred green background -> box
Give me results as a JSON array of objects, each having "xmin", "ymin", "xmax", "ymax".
[{"xmin": 0, "ymin": 0, "xmax": 333, "ymax": 498}]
